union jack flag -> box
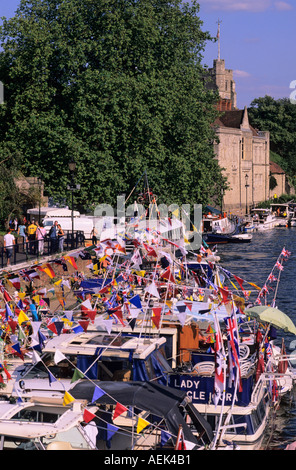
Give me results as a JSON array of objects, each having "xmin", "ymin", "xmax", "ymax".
[
  {"xmin": 213, "ymin": 315, "xmax": 225, "ymax": 406},
  {"xmin": 268, "ymin": 273, "xmax": 277, "ymax": 282},
  {"xmin": 275, "ymin": 261, "xmax": 284, "ymax": 271},
  {"xmin": 281, "ymin": 248, "xmax": 291, "ymax": 258},
  {"xmin": 224, "ymin": 312, "xmax": 242, "ymax": 392}
]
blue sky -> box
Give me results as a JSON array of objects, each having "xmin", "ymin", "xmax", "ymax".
[
  {"xmin": 198, "ymin": 0, "xmax": 295, "ymax": 107},
  {"xmin": 1, "ymin": 0, "xmax": 295, "ymax": 108}
]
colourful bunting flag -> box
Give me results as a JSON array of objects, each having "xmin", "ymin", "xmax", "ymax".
[
  {"xmin": 137, "ymin": 417, "xmax": 150, "ymax": 434},
  {"xmin": 113, "ymin": 402, "xmax": 128, "ymax": 421},
  {"xmin": 63, "ymin": 391, "xmax": 75, "ymax": 406}
]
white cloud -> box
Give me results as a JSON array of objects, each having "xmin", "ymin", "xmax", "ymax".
[
  {"xmin": 198, "ymin": 0, "xmax": 272, "ymax": 12},
  {"xmin": 233, "ymin": 70, "xmax": 251, "ymax": 78},
  {"xmin": 274, "ymin": 1, "xmax": 293, "ymax": 10}
]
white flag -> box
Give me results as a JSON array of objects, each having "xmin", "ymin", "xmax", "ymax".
[
  {"xmin": 54, "ymin": 350, "xmax": 67, "ymax": 364},
  {"xmin": 145, "ymin": 281, "xmax": 160, "ymax": 298}
]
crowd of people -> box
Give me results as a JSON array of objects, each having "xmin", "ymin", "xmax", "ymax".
[{"xmin": 3, "ymin": 217, "xmax": 66, "ymax": 265}]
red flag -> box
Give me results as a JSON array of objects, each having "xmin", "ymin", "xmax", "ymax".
[
  {"xmin": 218, "ymin": 286, "xmax": 231, "ymax": 304},
  {"xmin": 83, "ymin": 408, "xmax": 96, "ymax": 423},
  {"xmin": 152, "ymin": 307, "xmax": 162, "ymax": 329},
  {"xmin": 64, "ymin": 256, "xmax": 78, "ymax": 270},
  {"xmin": 113, "ymin": 402, "xmax": 128, "ymax": 421},
  {"xmin": 184, "ymin": 302, "xmax": 192, "ymax": 311},
  {"xmin": 3, "ymin": 290, "xmax": 12, "ymax": 302},
  {"xmin": 78, "ymin": 320, "xmax": 90, "ymax": 332},
  {"xmin": 86, "ymin": 310, "xmax": 97, "ymax": 322},
  {"xmin": 233, "ymin": 275, "xmax": 244, "ymax": 290},
  {"xmin": 143, "ymin": 243, "xmax": 158, "ymax": 257},
  {"xmin": 47, "ymin": 322, "xmax": 58, "ymax": 335},
  {"xmin": 160, "ymin": 267, "xmax": 175, "ymax": 283}
]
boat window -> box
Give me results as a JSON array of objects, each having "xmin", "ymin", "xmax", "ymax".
[
  {"xmin": 86, "ymin": 334, "xmax": 132, "ymax": 347},
  {"xmin": 24, "ymin": 354, "xmax": 75, "ymax": 379},
  {"xmin": 11, "ymin": 408, "xmax": 60, "ymax": 423}
]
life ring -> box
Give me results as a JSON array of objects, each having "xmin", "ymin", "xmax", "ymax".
[{"xmin": 239, "ymin": 344, "xmax": 250, "ymax": 361}]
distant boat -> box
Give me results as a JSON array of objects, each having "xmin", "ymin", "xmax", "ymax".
[{"xmin": 251, "ymin": 208, "xmax": 277, "ymax": 231}]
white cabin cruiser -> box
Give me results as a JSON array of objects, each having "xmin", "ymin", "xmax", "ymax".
[{"xmin": 251, "ymin": 209, "xmax": 277, "ymax": 231}]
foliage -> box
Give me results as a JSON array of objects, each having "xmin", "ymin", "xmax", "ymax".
[
  {"xmin": 248, "ymin": 96, "xmax": 296, "ymax": 177},
  {"xmin": 0, "ymin": 0, "xmax": 222, "ymax": 212}
]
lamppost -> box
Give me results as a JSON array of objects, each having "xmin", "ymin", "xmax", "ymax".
[
  {"xmin": 220, "ymin": 186, "xmax": 224, "ymax": 215},
  {"xmin": 68, "ymin": 159, "xmax": 77, "ymax": 248},
  {"xmin": 245, "ymin": 173, "xmax": 249, "ymax": 216}
]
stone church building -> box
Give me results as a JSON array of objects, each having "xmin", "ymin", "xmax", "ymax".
[{"xmin": 206, "ymin": 58, "xmax": 270, "ymax": 214}]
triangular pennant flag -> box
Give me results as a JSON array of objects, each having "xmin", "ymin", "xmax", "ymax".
[
  {"xmin": 71, "ymin": 368, "xmax": 85, "ymax": 383},
  {"xmin": 160, "ymin": 430, "xmax": 172, "ymax": 447},
  {"xmin": 233, "ymin": 275, "xmax": 245, "ymax": 290},
  {"xmin": 176, "ymin": 305, "xmax": 187, "ymax": 313},
  {"xmin": 102, "ymin": 319, "xmax": 113, "ymax": 334},
  {"xmin": 48, "ymin": 371, "xmax": 57, "ymax": 385},
  {"xmin": 54, "ymin": 350, "xmax": 67, "ymax": 364},
  {"xmin": 91, "ymin": 385, "xmax": 105, "ymax": 403},
  {"xmin": 18, "ymin": 310, "xmax": 29, "ymax": 325},
  {"xmin": 152, "ymin": 307, "xmax": 162, "ymax": 329},
  {"xmin": 160, "ymin": 267, "xmax": 175, "ymax": 283},
  {"xmin": 8, "ymin": 319, "xmax": 18, "ymax": 334},
  {"xmin": 78, "ymin": 320, "xmax": 90, "ymax": 333},
  {"xmin": 137, "ymin": 417, "xmax": 150, "ymax": 434},
  {"xmin": 145, "ymin": 281, "xmax": 160, "ymax": 299},
  {"xmin": 107, "ymin": 423, "xmax": 119, "ymax": 442},
  {"xmin": 86, "ymin": 310, "xmax": 97, "ymax": 322},
  {"xmin": 47, "ymin": 322, "xmax": 58, "ymax": 335},
  {"xmin": 31, "ymin": 349, "xmax": 41, "ymax": 364},
  {"xmin": 63, "ymin": 391, "xmax": 75, "ymax": 406},
  {"xmin": 129, "ymin": 318, "xmax": 137, "ymax": 331},
  {"xmin": 64, "ymin": 255, "xmax": 78, "ymax": 270},
  {"xmin": 184, "ymin": 302, "xmax": 192, "ymax": 311},
  {"xmin": 129, "ymin": 295, "xmax": 142, "ymax": 310},
  {"xmin": 80, "ymin": 298, "xmax": 92, "ymax": 312},
  {"xmin": 113, "ymin": 402, "xmax": 128, "ymax": 421},
  {"xmin": 54, "ymin": 321, "xmax": 64, "ymax": 336},
  {"xmin": 83, "ymin": 408, "xmax": 96, "ymax": 424}
]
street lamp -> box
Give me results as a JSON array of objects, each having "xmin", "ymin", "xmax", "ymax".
[
  {"xmin": 68, "ymin": 159, "xmax": 76, "ymax": 248},
  {"xmin": 220, "ymin": 186, "xmax": 224, "ymax": 215},
  {"xmin": 245, "ymin": 173, "xmax": 249, "ymax": 216}
]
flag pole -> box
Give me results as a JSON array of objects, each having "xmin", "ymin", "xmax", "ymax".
[{"xmin": 211, "ymin": 308, "xmax": 227, "ymax": 449}]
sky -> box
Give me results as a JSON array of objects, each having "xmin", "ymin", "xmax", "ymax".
[{"xmin": 0, "ymin": 0, "xmax": 295, "ymax": 109}]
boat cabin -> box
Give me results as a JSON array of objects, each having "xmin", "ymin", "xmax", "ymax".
[{"xmin": 11, "ymin": 333, "xmax": 173, "ymax": 399}]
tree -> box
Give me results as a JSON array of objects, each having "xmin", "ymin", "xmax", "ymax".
[
  {"xmin": 248, "ymin": 96, "xmax": 296, "ymax": 176},
  {"xmin": 0, "ymin": 0, "xmax": 222, "ymax": 210}
]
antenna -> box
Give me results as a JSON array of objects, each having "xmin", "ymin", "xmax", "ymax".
[{"xmin": 216, "ymin": 19, "xmax": 222, "ymax": 60}]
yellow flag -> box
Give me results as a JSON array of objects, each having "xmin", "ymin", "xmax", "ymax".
[
  {"xmin": 18, "ymin": 310, "xmax": 29, "ymax": 325},
  {"xmin": 137, "ymin": 417, "xmax": 150, "ymax": 434},
  {"xmin": 18, "ymin": 292, "xmax": 26, "ymax": 300},
  {"xmin": 247, "ymin": 282, "xmax": 261, "ymax": 291},
  {"xmin": 63, "ymin": 391, "xmax": 75, "ymax": 406},
  {"xmin": 32, "ymin": 295, "xmax": 40, "ymax": 304},
  {"xmin": 54, "ymin": 279, "xmax": 62, "ymax": 286},
  {"xmin": 172, "ymin": 208, "xmax": 179, "ymax": 218}
]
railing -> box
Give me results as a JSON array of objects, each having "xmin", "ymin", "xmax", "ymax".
[{"xmin": 0, "ymin": 230, "xmax": 85, "ymax": 269}]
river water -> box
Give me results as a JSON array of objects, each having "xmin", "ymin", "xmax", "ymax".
[{"xmin": 216, "ymin": 227, "xmax": 296, "ymax": 449}]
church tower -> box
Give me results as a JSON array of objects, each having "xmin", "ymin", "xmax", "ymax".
[{"xmin": 206, "ymin": 20, "xmax": 237, "ymax": 111}]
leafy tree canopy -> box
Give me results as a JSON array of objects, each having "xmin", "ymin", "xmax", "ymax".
[
  {"xmin": 248, "ymin": 96, "xmax": 296, "ymax": 177},
  {"xmin": 0, "ymin": 0, "xmax": 222, "ymax": 211}
]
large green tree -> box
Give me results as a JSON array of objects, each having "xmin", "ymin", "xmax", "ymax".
[
  {"xmin": 248, "ymin": 96, "xmax": 296, "ymax": 177},
  {"xmin": 0, "ymin": 0, "xmax": 222, "ymax": 210}
]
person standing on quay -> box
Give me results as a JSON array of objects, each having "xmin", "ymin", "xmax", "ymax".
[
  {"xmin": 57, "ymin": 224, "xmax": 65, "ymax": 252},
  {"xmin": 36, "ymin": 221, "xmax": 47, "ymax": 256},
  {"xmin": 3, "ymin": 228, "xmax": 15, "ymax": 266},
  {"xmin": 49, "ymin": 221, "xmax": 58, "ymax": 254},
  {"xmin": 27, "ymin": 219, "xmax": 37, "ymax": 254}
]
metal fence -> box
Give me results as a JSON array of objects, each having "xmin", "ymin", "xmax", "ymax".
[{"xmin": 0, "ymin": 230, "xmax": 85, "ymax": 269}]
